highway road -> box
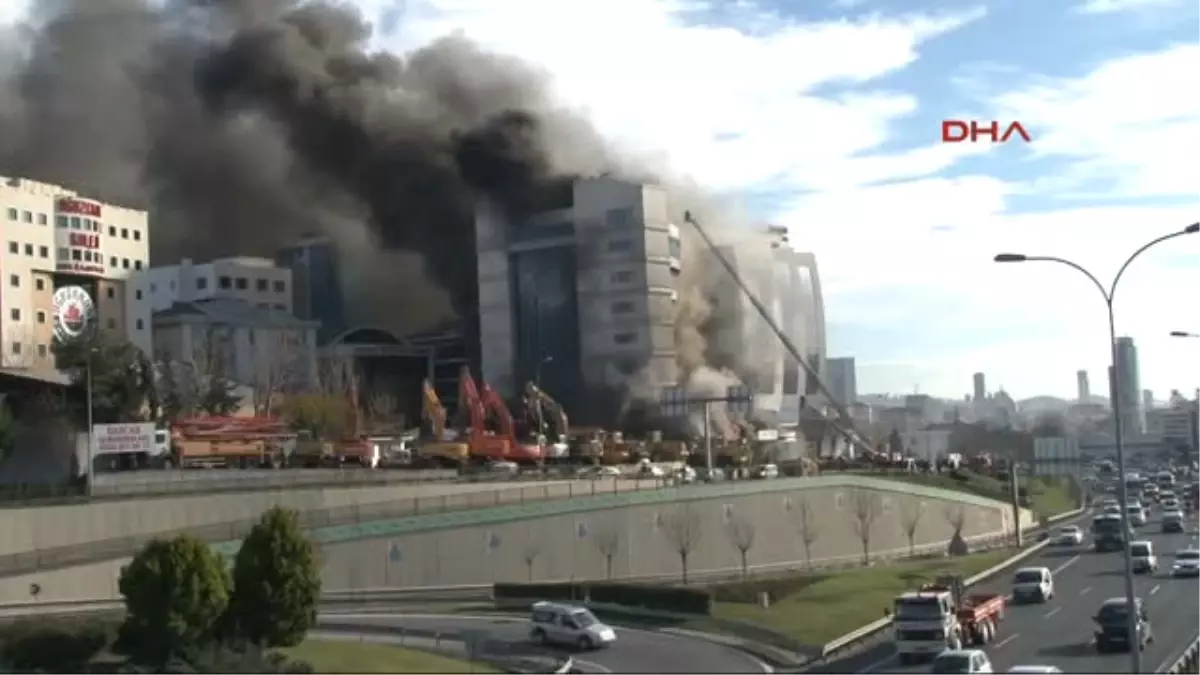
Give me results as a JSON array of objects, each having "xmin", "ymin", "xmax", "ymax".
[
  {"xmin": 320, "ymin": 612, "xmax": 768, "ymax": 673},
  {"xmin": 818, "ymin": 508, "xmax": 1199, "ymax": 674}
]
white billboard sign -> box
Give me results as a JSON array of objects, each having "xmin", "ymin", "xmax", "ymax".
[{"xmin": 92, "ymin": 423, "xmax": 156, "ymax": 456}]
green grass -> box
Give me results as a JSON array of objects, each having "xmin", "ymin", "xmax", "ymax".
[
  {"xmin": 873, "ymin": 471, "xmax": 1079, "ymax": 519},
  {"xmin": 280, "ymin": 639, "xmax": 500, "ymax": 674},
  {"xmin": 711, "ymin": 549, "xmax": 1016, "ymax": 646}
]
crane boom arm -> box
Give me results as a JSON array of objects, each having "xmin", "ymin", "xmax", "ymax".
[
  {"xmin": 525, "ymin": 382, "xmax": 569, "ymax": 438},
  {"xmin": 422, "ymin": 379, "xmax": 447, "ymax": 437},
  {"xmin": 682, "ymin": 211, "xmax": 870, "ymax": 454}
]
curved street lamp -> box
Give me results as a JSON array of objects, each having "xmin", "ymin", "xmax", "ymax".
[
  {"xmin": 994, "ymin": 221, "xmax": 1199, "ymax": 674},
  {"xmin": 1170, "ymin": 330, "xmax": 1200, "ymax": 339}
]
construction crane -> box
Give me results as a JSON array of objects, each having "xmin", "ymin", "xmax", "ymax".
[{"xmin": 682, "ymin": 211, "xmax": 874, "ymax": 457}]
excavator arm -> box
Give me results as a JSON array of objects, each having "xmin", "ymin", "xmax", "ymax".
[
  {"xmin": 524, "ymin": 382, "xmax": 570, "ymax": 440},
  {"xmin": 422, "ymin": 379, "xmax": 447, "ymax": 438}
]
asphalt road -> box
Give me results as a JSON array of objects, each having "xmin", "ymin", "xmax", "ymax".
[
  {"xmin": 320, "ymin": 612, "xmax": 768, "ymax": 673},
  {"xmin": 819, "ymin": 508, "xmax": 1199, "ymax": 674}
]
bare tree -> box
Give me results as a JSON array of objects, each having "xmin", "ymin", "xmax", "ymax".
[
  {"xmin": 792, "ymin": 496, "xmax": 820, "ymax": 569},
  {"xmin": 726, "ymin": 514, "xmax": 757, "ymax": 579},
  {"xmin": 521, "ymin": 531, "xmax": 543, "ymax": 582},
  {"xmin": 591, "ymin": 518, "xmax": 622, "ymax": 580},
  {"xmin": 365, "ymin": 390, "xmax": 401, "ymax": 432},
  {"xmin": 849, "ymin": 490, "xmax": 884, "ymax": 565},
  {"xmin": 900, "ymin": 501, "xmax": 926, "ymax": 556},
  {"xmin": 251, "ymin": 330, "xmax": 302, "ymax": 417},
  {"xmin": 192, "ymin": 326, "xmax": 240, "ymax": 416},
  {"xmin": 944, "ymin": 504, "xmax": 969, "ymax": 556},
  {"xmin": 661, "ymin": 505, "xmax": 703, "ymax": 584}
]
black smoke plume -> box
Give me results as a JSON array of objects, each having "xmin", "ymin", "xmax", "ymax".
[{"xmin": 0, "ymin": 0, "xmax": 614, "ymax": 335}]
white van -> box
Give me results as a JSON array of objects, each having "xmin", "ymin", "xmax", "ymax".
[
  {"xmin": 1011, "ymin": 567, "xmax": 1054, "ymax": 603},
  {"xmin": 529, "ymin": 601, "xmax": 617, "ymax": 650},
  {"xmin": 1129, "ymin": 541, "xmax": 1157, "ymax": 574}
]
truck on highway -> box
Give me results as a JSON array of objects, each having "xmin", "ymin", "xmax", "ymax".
[
  {"xmin": 1091, "ymin": 513, "xmax": 1134, "ymax": 552},
  {"xmin": 892, "ymin": 575, "xmax": 1007, "ymax": 664}
]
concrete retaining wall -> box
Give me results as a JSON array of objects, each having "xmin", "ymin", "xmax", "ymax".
[{"xmin": 0, "ymin": 483, "xmax": 1014, "ymax": 603}]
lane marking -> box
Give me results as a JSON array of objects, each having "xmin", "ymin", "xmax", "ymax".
[
  {"xmin": 1149, "ymin": 583, "xmax": 1161, "ymax": 595},
  {"xmin": 1044, "ymin": 607, "xmax": 1062, "ymax": 619},
  {"xmin": 574, "ymin": 659, "xmax": 614, "ymax": 673},
  {"xmin": 1080, "ymin": 586, "xmax": 1092, "ymax": 595},
  {"xmin": 994, "ymin": 633, "xmax": 1019, "ymax": 649},
  {"xmin": 1051, "ymin": 554, "xmax": 1081, "ymax": 575}
]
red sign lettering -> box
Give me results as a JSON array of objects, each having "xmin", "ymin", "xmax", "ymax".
[
  {"xmin": 69, "ymin": 233, "xmax": 100, "ymax": 249},
  {"xmin": 57, "ymin": 198, "xmax": 102, "ymax": 217},
  {"xmin": 941, "ymin": 120, "xmax": 1031, "ymax": 144}
]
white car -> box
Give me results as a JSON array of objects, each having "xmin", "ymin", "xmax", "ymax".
[
  {"xmin": 1126, "ymin": 504, "xmax": 1147, "ymax": 526},
  {"xmin": 1161, "ymin": 498, "xmax": 1180, "ymax": 511},
  {"xmin": 1162, "ymin": 510, "xmax": 1186, "ymax": 533},
  {"xmin": 1129, "ymin": 540, "xmax": 1158, "ymax": 574},
  {"xmin": 529, "ymin": 601, "xmax": 617, "ymax": 650},
  {"xmin": 1172, "ymin": 549, "xmax": 1200, "ymax": 577},
  {"xmin": 931, "ymin": 649, "xmax": 993, "ymax": 674},
  {"xmin": 1007, "ymin": 667, "xmax": 1063, "ymax": 674},
  {"xmin": 1011, "ymin": 566, "xmax": 1054, "ymax": 603},
  {"xmin": 1053, "ymin": 526, "xmax": 1084, "ymax": 546}
]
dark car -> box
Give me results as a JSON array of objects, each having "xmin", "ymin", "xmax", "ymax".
[{"xmin": 1093, "ymin": 597, "xmax": 1153, "ymax": 653}]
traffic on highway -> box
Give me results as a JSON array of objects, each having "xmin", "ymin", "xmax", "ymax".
[{"xmin": 840, "ymin": 496, "xmax": 1199, "ymax": 673}]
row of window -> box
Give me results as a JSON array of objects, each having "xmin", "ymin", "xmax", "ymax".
[
  {"xmin": 6, "ymin": 306, "xmax": 145, "ymax": 331},
  {"xmin": 8, "ymin": 342, "xmax": 49, "ymax": 357},
  {"xmin": 4, "ymin": 207, "xmax": 144, "ymax": 242},
  {"xmin": 5, "ymin": 240, "xmax": 145, "ymax": 270},
  {"xmin": 192, "ymin": 276, "xmax": 287, "ymax": 293}
]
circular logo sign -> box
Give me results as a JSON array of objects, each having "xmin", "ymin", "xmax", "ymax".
[{"xmin": 51, "ymin": 285, "xmax": 96, "ymax": 342}]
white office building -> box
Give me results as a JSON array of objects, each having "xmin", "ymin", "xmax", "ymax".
[{"xmin": 137, "ymin": 257, "xmax": 293, "ymax": 314}]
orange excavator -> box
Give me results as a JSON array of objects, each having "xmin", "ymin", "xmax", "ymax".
[
  {"xmin": 458, "ymin": 367, "xmax": 511, "ymax": 464},
  {"xmin": 479, "ymin": 381, "xmax": 542, "ymax": 465},
  {"xmin": 418, "ymin": 379, "xmax": 469, "ymax": 467}
]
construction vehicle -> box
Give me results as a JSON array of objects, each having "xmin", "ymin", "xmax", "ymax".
[
  {"xmin": 892, "ymin": 575, "xmax": 1007, "ymax": 664},
  {"xmin": 524, "ymin": 382, "xmax": 571, "ymax": 463},
  {"xmin": 170, "ymin": 416, "xmax": 293, "ymax": 469},
  {"xmin": 417, "ymin": 379, "xmax": 469, "ymax": 467},
  {"xmin": 480, "ymin": 381, "xmax": 541, "ymax": 464},
  {"xmin": 569, "ymin": 427, "xmax": 632, "ymax": 465}
]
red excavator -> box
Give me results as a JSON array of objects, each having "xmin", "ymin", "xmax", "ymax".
[
  {"xmin": 479, "ymin": 381, "xmax": 541, "ymax": 465},
  {"xmin": 458, "ymin": 367, "xmax": 511, "ymax": 464}
]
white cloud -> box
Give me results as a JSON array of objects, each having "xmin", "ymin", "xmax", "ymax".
[{"xmin": 1076, "ymin": 0, "xmax": 1183, "ymax": 14}]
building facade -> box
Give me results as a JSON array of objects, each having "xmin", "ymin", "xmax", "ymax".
[
  {"xmin": 139, "ymin": 257, "xmax": 292, "ymax": 315},
  {"xmin": 1110, "ymin": 336, "xmax": 1144, "ymax": 435},
  {"xmin": 972, "ymin": 372, "xmax": 986, "ymax": 402},
  {"xmin": 276, "ymin": 235, "xmax": 346, "ymax": 345},
  {"xmin": 0, "ymin": 176, "xmax": 152, "ymax": 371},
  {"xmin": 1076, "ymin": 369, "xmax": 1090, "ymax": 402},
  {"xmin": 476, "ymin": 177, "xmax": 683, "ymax": 418},
  {"xmin": 827, "ymin": 357, "xmax": 858, "ymax": 407}
]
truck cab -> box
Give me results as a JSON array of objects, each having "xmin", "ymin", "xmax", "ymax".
[{"xmin": 1091, "ymin": 514, "xmax": 1132, "ymax": 552}]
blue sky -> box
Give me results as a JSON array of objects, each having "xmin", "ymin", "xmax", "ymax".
[
  {"xmin": 370, "ymin": 0, "xmax": 1197, "ymax": 400},
  {"xmin": 7, "ymin": 0, "xmax": 1193, "ymax": 400}
]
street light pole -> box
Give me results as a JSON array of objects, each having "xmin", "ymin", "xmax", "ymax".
[
  {"xmin": 85, "ymin": 355, "xmax": 94, "ymax": 498},
  {"xmin": 994, "ymin": 221, "xmax": 1198, "ymax": 674}
]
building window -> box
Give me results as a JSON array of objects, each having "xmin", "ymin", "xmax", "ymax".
[
  {"xmin": 7, "ymin": 241, "xmax": 16, "ymax": 254},
  {"xmin": 133, "ymin": 230, "xmax": 141, "ymax": 241},
  {"xmin": 36, "ymin": 310, "xmax": 45, "ymax": 324},
  {"xmin": 57, "ymin": 216, "xmax": 68, "ymax": 228},
  {"xmin": 611, "ymin": 270, "xmax": 634, "ymax": 284},
  {"xmin": 613, "ymin": 332, "xmax": 636, "ymax": 345},
  {"xmin": 122, "ymin": 258, "xmax": 130, "ymax": 269},
  {"xmin": 37, "ymin": 344, "xmax": 46, "ymax": 357},
  {"xmin": 274, "ymin": 303, "xmax": 286, "ymax": 310},
  {"xmin": 256, "ymin": 278, "xmax": 268, "ymax": 292},
  {"xmin": 273, "ymin": 280, "xmax": 286, "ymax": 293},
  {"xmin": 134, "ymin": 260, "xmax": 142, "ymax": 270},
  {"xmin": 109, "ymin": 256, "xmax": 118, "ymax": 267},
  {"xmin": 121, "ymin": 228, "xmax": 129, "ymax": 239},
  {"xmin": 71, "ymin": 249, "xmax": 81, "ymax": 261},
  {"xmin": 106, "ymin": 287, "xmax": 115, "ymax": 298},
  {"xmin": 135, "ymin": 289, "xmax": 143, "ymax": 300},
  {"xmin": 136, "ymin": 318, "xmax": 144, "ymax": 330},
  {"xmin": 107, "ymin": 318, "xmax": 116, "ymax": 329},
  {"xmin": 196, "ymin": 277, "xmax": 208, "ymax": 290},
  {"xmin": 5, "ymin": 208, "xmax": 15, "ymax": 221},
  {"xmin": 235, "ymin": 277, "xmax": 247, "ymax": 290},
  {"xmin": 58, "ymin": 247, "xmax": 69, "ymax": 259},
  {"xmin": 611, "ymin": 300, "xmax": 634, "ymax": 314},
  {"xmin": 23, "ymin": 243, "xmax": 32, "ymax": 256},
  {"xmin": 8, "ymin": 274, "xmax": 17, "ymax": 288},
  {"xmin": 20, "ymin": 210, "xmax": 31, "ymax": 223},
  {"xmin": 34, "ymin": 278, "xmax": 44, "ymax": 291},
  {"xmin": 248, "ymin": 329, "xmax": 256, "ymax": 346},
  {"xmin": 108, "ymin": 225, "xmax": 116, "ymax": 236},
  {"xmin": 149, "ymin": 283, "xmax": 156, "ymax": 293},
  {"xmin": 9, "ymin": 308, "xmax": 19, "ymax": 322},
  {"xmin": 218, "ymin": 276, "xmax": 231, "ymax": 289},
  {"xmin": 606, "ymin": 239, "xmax": 633, "ymax": 253},
  {"xmin": 606, "ymin": 208, "xmax": 634, "ymax": 228},
  {"xmin": 10, "ymin": 342, "xmax": 19, "ymax": 355},
  {"xmin": 37, "ymin": 213, "xmax": 46, "ymax": 225},
  {"xmin": 38, "ymin": 246, "xmax": 47, "ymax": 258},
  {"xmin": 70, "ymin": 216, "xmax": 80, "ymax": 229}
]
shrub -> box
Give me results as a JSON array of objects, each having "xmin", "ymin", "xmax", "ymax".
[
  {"xmin": 707, "ymin": 573, "xmax": 829, "ymax": 604},
  {"xmin": 0, "ymin": 616, "xmax": 116, "ymax": 672},
  {"xmin": 117, "ymin": 535, "xmax": 230, "ymax": 665},
  {"xmin": 226, "ymin": 507, "xmax": 321, "ymax": 648}
]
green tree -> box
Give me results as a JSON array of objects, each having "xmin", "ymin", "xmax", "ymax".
[
  {"xmin": 227, "ymin": 507, "xmax": 321, "ymax": 647},
  {"xmin": 53, "ymin": 332, "xmax": 154, "ymax": 426},
  {"xmin": 118, "ymin": 536, "xmax": 230, "ymax": 665}
]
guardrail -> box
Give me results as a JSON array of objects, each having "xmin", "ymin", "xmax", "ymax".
[
  {"xmin": 814, "ymin": 507, "xmax": 1086, "ymax": 663},
  {"xmin": 0, "ymin": 476, "xmax": 669, "ymax": 578},
  {"xmin": 1162, "ymin": 635, "xmax": 1200, "ymax": 674}
]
